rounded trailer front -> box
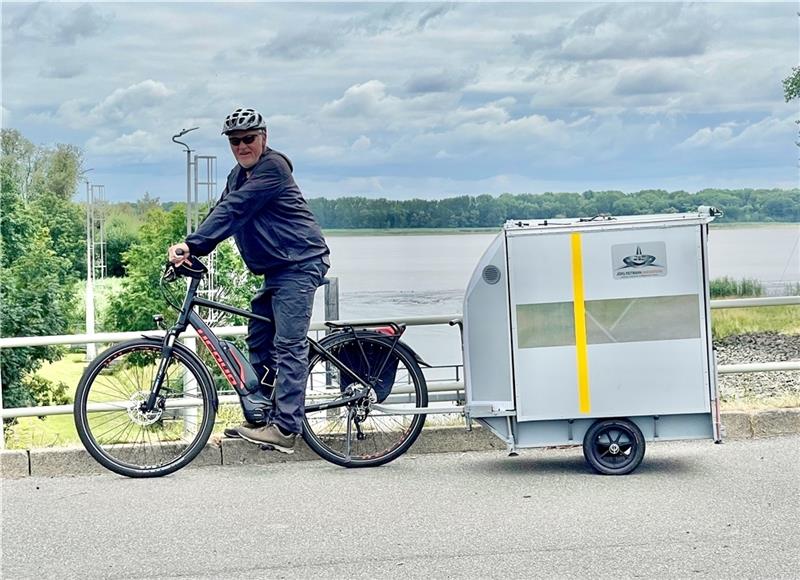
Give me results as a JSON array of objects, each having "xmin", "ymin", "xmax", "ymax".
[{"xmin": 462, "ymin": 208, "xmax": 722, "ymax": 474}]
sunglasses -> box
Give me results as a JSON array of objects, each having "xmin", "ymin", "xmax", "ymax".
[{"xmin": 228, "ymin": 134, "xmax": 260, "ymax": 146}]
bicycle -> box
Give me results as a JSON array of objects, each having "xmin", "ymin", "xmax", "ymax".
[{"xmin": 73, "ymin": 256, "xmax": 428, "ymax": 478}]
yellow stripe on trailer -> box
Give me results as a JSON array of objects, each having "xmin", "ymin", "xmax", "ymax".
[{"xmin": 570, "ymin": 232, "xmax": 591, "ymax": 414}]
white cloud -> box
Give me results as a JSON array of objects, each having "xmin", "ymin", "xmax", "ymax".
[
  {"xmin": 5, "ymin": 2, "xmax": 110, "ymax": 46},
  {"xmin": 679, "ymin": 125, "xmax": 736, "ymax": 149},
  {"xmin": 51, "ymin": 80, "xmax": 175, "ymax": 130},
  {"xmin": 321, "ymin": 81, "xmax": 395, "ymax": 118},
  {"xmin": 89, "ymin": 80, "xmax": 175, "ymax": 124},
  {"xmin": 86, "ymin": 130, "xmax": 163, "ymax": 157},
  {"xmin": 679, "ymin": 116, "xmax": 794, "ymax": 150}
]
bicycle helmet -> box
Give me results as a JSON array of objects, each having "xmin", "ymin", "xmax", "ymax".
[{"xmin": 221, "ymin": 107, "xmax": 267, "ymax": 134}]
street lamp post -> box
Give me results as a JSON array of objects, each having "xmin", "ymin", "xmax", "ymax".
[
  {"xmin": 171, "ymin": 128, "xmax": 200, "ymax": 434},
  {"xmin": 83, "ymin": 170, "xmax": 96, "ymax": 361},
  {"xmin": 172, "ymin": 127, "xmax": 199, "ymax": 236}
]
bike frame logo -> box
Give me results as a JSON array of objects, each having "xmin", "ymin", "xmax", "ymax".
[{"xmin": 611, "ymin": 241, "xmax": 667, "ymax": 279}]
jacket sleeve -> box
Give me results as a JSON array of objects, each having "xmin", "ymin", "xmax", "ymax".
[{"xmin": 184, "ymin": 157, "xmax": 289, "ymax": 256}]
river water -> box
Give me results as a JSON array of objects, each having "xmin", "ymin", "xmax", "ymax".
[{"xmin": 316, "ymin": 225, "xmax": 799, "ymax": 366}]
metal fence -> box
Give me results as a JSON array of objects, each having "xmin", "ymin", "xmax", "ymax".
[{"xmin": 1, "ymin": 296, "xmax": 797, "ymax": 448}]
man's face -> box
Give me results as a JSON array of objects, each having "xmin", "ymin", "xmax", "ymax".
[{"xmin": 227, "ymin": 130, "xmax": 265, "ymax": 169}]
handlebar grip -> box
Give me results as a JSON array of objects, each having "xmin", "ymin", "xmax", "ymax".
[{"xmin": 175, "ymin": 248, "xmax": 186, "ymax": 257}]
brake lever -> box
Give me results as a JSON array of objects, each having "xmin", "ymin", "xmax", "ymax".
[{"xmin": 163, "ymin": 262, "xmax": 177, "ymax": 282}]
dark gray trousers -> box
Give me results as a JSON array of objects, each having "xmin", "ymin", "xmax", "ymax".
[{"xmin": 246, "ymin": 256, "xmax": 329, "ymax": 433}]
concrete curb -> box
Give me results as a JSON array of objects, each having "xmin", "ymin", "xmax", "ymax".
[{"xmin": 2, "ymin": 408, "xmax": 798, "ymax": 478}]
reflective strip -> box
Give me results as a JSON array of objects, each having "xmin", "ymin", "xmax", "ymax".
[{"xmin": 571, "ymin": 233, "xmax": 591, "ymax": 414}]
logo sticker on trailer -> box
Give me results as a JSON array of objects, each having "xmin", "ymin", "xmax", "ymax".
[{"xmin": 612, "ymin": 242, "xmax": 667, "ymax": 279}]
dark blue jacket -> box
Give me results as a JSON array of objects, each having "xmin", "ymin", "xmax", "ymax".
[{"xmin": 185, "ymin": 148, "xmax": 329, "ymax": 275}]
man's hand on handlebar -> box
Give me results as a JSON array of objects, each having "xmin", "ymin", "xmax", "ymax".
[{"xmin": 168, "ymin": 243, "xmax": 191, "ymax": 266}]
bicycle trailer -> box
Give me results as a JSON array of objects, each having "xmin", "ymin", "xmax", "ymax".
[{"xmin": 461, "ymin": 207, "xmax": 722, "ymax": 474}]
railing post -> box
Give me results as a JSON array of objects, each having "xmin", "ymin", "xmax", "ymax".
[
  {"xmin": 324, "ymin": 277, "xmax": 339, "ymax": 323},
  {"xmin": 322, "ymin": 277, "xmax": 339, "ymax": 392}
]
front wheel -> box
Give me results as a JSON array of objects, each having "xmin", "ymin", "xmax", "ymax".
[
  {"xmin": 303, "ymin": 332, "xmax": 427, "ymax": 467},
  {"xmin": 74, "ymin": 339, "xmax": 217, "ymax": 478},
  {"xmin": 583, "ymin": 418, "xmax": 646, "ymax": 475}
]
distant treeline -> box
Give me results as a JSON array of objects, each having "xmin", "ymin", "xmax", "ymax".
[{"xmin": 298, "ymin": 189, "xmax": 799, "ymax": 229}]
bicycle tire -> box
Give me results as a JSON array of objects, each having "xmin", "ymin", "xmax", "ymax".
[
  {"xmin": 302, "ymin": 332, "xmax": 427, "ymax": 467},
  {"xmin": 74, "ymin": 339, "xmax": 216, "ymax": 478}
]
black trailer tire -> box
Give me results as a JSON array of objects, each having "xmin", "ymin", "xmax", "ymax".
[{"xmin": 583, "ymin": 418, "xmax": 646, "ymax": 475}]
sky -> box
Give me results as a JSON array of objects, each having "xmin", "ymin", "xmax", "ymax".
[{"xmin": 2, "ymin": 1, "xmax": 799, "ymax": 203}]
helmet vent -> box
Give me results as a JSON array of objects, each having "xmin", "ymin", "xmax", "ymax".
[{"xmin": 482, "ymin": 265, "xmax": 501, "ymax": 285}]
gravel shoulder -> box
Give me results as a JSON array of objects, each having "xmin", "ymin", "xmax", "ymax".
[{"xmin": 715, "ymin": 332, "xmax": 799, "ymax": 406}]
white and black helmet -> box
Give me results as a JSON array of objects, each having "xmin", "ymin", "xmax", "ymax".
[{"xmin": 221, "ymin": 107, "xmax": 267, "ymax": 134}]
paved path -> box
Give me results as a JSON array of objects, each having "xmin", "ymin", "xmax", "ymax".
[{"xmin": 2, "ymin": 436, "xmax": 799, "ymax": 579}]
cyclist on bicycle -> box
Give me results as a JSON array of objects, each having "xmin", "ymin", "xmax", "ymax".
[{"xmin": 168, "ymin": 107, "xmax": 330, "ymax": 453}]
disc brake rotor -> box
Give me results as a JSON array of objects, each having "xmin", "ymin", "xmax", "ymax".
[{"xmin": 126, "ymin": 391, "xmax": 164, "ymax": 426}]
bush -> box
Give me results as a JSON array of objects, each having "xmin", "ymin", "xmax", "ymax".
[{"xmin": 710, "ymin": 277, "xmax": 764, "ymax": 298}]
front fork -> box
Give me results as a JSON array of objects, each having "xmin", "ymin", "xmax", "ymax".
[
  {"xmin": 144, "ymin": 277, "xmax": 199, "ymax": 412},
  {"xmin": 143, "ymin": 331, "xmax": 180, "ymax": 412}
]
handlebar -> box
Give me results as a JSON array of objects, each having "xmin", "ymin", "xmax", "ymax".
[{"xmin": 163, "ymin": 254, "xmax": 208, "ymax": 282}]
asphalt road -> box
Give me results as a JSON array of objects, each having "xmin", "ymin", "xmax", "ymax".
[{"xmin": 2, "ymin": 435, "xmax": 799, "ymax": 579}]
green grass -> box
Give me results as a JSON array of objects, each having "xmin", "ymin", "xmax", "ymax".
[
  {"xmin": 38, "ymin": 353, "xmax": 87, "ymax": 400},
  {"xmin": 5, "ymin": 354, "xmax": 87, "ymax": 449},
  {"xmin": 711, "ymin": 305, "xmax": 800, "ymax": 339}
]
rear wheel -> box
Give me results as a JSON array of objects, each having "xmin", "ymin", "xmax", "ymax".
[
  {"xmin": 74, "ymin": 339, "xmax": 216, "ymax": 478},
  {"xmin": 303, "ymin": 333, "xmax": 427, "ymax": 467},
  {"xmin": 583, "ymin": 418, "xmax": 645, "ymax": 475}
]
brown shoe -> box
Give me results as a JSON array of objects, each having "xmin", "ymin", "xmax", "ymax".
[
  {"xmin": 236, "ymin": 424, "xmax": 297, "ymax": 454},
  {"xmin": 223, "ymin": 421, "xmax": 262, "ymax": 439}
]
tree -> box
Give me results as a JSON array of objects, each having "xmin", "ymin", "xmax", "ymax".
[
  {"xmin": 104, "ymin": 209, "xmax": 142, "ymax": 277},
  {"xmin": 784, "ymin": 66, "xmax": 800, "ymax": 102},
  {"xmin": 0, "ymin": 185, "xmax": 73, "ymax": 410},
  {"xmin": 1, "ymin": 131, "xmax": 85, "ymax": 414},
  {"xmin": 1, "ymin": 129, "xmax": 41, "ymax": 202}
]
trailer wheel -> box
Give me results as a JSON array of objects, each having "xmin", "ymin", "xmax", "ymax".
[{"xmin": 583, "ymin": 419, "xmax": 645, "ymax": 475}]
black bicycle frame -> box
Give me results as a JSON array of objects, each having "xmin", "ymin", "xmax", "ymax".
[{"xmin": 145, "ymin": 274, "xmax": 404, "ymax": 413}]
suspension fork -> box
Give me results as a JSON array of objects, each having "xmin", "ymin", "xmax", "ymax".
[{"xmin": 144, "ymin": 277, "xmax": 199, "ymax": 411}]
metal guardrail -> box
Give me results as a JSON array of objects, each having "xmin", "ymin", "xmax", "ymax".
[{"xmin": 1, "ymin": 296, "xmax": 798, "ymax": 423}]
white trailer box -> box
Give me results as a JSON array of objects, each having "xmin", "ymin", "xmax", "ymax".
[{"xmin": 463, "ymin": 208, "xmax": 721, "ymax": 473}]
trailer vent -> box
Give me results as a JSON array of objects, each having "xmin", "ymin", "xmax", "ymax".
[{"xmin": 482, "ymin": 265, "xmax": 502, "ymax": 285}]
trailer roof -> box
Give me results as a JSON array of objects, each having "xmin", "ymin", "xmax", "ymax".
[{"xmin": 503, "ymin": 207, "xmax": 719, "ymax": 233}]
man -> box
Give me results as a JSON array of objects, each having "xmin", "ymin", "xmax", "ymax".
[{"xmin": 168, "ymin": 107, "xmax": 329, "ymax": 453}]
